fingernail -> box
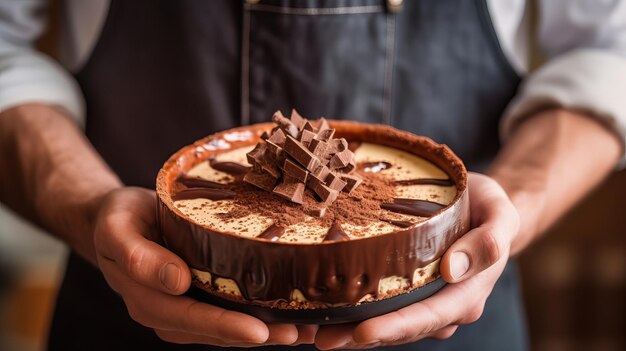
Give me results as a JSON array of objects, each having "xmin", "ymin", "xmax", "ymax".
[
  {"xmin": 160, "ymin": 263, "xmax": 181, "ymax": 292},
  {"xmin": 450, "ymin": 252, "xmax": 470, "ymax": 280}
]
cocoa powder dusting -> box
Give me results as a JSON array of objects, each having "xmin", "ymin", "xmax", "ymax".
[{"xmin": 216, "ymin": 168, "xmax": 395, "ymax": 228}]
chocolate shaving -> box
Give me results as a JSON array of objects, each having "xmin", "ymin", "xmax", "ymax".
[{"xmin": 244, "ymin": 109, "xmax": 362, "ymax": 214}]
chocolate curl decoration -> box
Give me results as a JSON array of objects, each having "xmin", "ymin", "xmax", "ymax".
[{"xmin": 244, "ymin": 110, "xmax": 363, "ymax": 215}]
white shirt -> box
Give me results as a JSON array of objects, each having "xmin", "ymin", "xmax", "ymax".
[{"xmin": 1, "ymin": 0, "xmax": 626, "ymax": 162}]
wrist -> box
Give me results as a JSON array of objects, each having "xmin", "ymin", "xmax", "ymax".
[{"xmin": 1, "ymin": 103, "xmax": 123, "ymax": 265}]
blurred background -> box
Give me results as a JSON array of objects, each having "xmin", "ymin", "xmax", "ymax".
[{"xmin": 1, "ymin": 1, "xmax": 625, "ymax": 351}]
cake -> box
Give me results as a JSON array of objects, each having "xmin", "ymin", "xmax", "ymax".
[{"xmin": 156, "ymin": 111, "xmax": 469, "ymax": 322}]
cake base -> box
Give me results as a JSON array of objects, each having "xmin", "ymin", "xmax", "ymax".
[{"xmin": 185, "ymin": 278, "xmax": 446, "ymax": 325}]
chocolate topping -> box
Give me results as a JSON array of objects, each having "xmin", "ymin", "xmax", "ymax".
[
  {"xmin": 172, "ymin": 188, "xmax": 235, "ymax": 201},
  {"xmin": 209, "ymin": 159, "xmax": 251, "ymax": 176},
  {"xmin": 177, "ymin": 175, "xmax": 226, "ymax": 189},
  {"xmin": 257, "ymin": 224, "xmax": 286, "ymax": 241},
  {"xmin": 324, "ymin": 221, "xmax": 350, "ymax": 241},
  {"xmin": 381, "ymin": 198, "xmax": 446, "ymax": 217},
  {"xmin": 394, "ymin": 178, "xmax": 454, "ymax": 186},
  {"xmin": 244, "ymin": 110, "xmax": 362, "ymax": 213}
]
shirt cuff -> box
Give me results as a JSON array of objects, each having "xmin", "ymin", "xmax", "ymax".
[
  {"xmin": 0, "ymin": 50, "xmax": 85, "ymax": 127},
  {"xmin": 500, "ymin": 49, "xmax": 626, "ymax": 167}
]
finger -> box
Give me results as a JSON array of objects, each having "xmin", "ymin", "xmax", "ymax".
[
  {"xmin": 95, "ymin": 207, "xmax": 191, "ymax": 295},
  {"xmin": 426, "ymin": 324, "xmax": 458, "ymax": 340},
  {"xmin": 154, "ymin": 329, "xmax": 262, "ymax": 347},
  {"xmin": 315, "ymin": 323, "xmax": 357, "ymax": 350},
  {"xmin": 351, "ymin": 281, "xmax": 482, "ymax": 346},
  {"xmin": 292, "ymin": 324, "xmax": 318, "ymax": 345},
  {"xmin": 440, "ymin": 174, "xmax": 519, "ymax": 283},
  {"xmin": 266, "ymin": 324, "xmax": 299, "ymax": 345},
  {"xmin": 101, "ymin": 260, "xmax": 270, "ymax": 343}
]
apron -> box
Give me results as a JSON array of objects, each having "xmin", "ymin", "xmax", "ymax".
[{"xmin": 48, "ymin": 0, "xmax": 528, "ymax": 350}]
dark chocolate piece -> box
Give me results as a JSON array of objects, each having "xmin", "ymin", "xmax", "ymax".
[
  {"xmin": 273, "ymin": 176, "xmax": 305, "ymax": 204},
  {"xmin": 177, "ymin": 175, "xmax": 227, "ymax": 189},
  {"xmin": 300, "ymin": 129, "xmax": 316, "ymax": 148},
  {"xmin": 317, "ymin": 117, "xmax": 330, "ymax": 133},
  {"xmin": 209, "ymin": 159, "xmax": 251, "ymax": 176},
  {"xmin": 272, "ymin": 111, "xmax": 299, "ymax": 137},
  {"xmin": 309, "ymin": 138, "xmax": 328, "ymax": 157},
  {"xmin": 324, "ymin": 221, "xmax": 350, "ymax": 241},
  {"xmin": 308, "ymin": 207, "xmax": 327, "ymax": 218},
  {"xmin": 302, "ymin": 121, "xmax": 315, "ymax": 133},
  {"xmin": 316, "ymin": 128, "xmax": 335, "ymax": 142},
  {"xmin": 172, "ymin": 188, "xmax": 235, "ymax": 201},
  {"xmin": 340, "ymin": 158, "xmax": 356, "ymax": 173},
  {"xmin": 311, "ymin": 181, "xmax": 339, "ymax": 204},
  {"xmin": 381, "ymin": 198, "xmax": 446, "ymax": 217},
  {"xmin": 312, "ymin": 164, "xmax": 330, "ymax": 181},
  {"xmin": 290, "ymin": 109, "xmax": 306, "ymax": 129},
  {"xmin": 284, "ymin": 136, "xmax": 320, "ymax": 171},
  {"xmin": 325, "ymin": 172, "xmax": 347, "ymax": 192},
  {"xmin": 339, "ymin": 174, "xmax": 363, "ymax": 193},
  {"xmin": 247, "ymin": 143, "xmax": 266, "ymax": 166},
  {"xmin": 329, "ymin": 149, "xmax": 353, "ymax": 169},
  {"xmin": 267, "ymin": 128, "xmax": 287, "ymax": 147},
  {"xmin": 394, "ymin": 178, "xmax": 454, "ymax": 186},
  {"xmin": 381, "ymin": 218, "xmax": 416, "ymax": 228},
  {"xmin": 244, "ymin": 170, "xmax": 278, "ymax": 192},
  {"xmin": 330, "ymin": 138, "xmax": 348, "ymax": 153},
  {"xmin": 283, "ymin": 158, "xmax": 309, "ymax": 183},
  {"xmin": 257, "ymin": 224, "xmax": 286, "ymax": 241}
]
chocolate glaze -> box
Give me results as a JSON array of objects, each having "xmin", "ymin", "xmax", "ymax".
[
  {"xmin": 324, "ymin": 222, "xmax": 350, "ymax": 242},
  {"xmin": 177, "ymin": 175, "xmax": 227, "ymax": 189},
  {"xmin": 257, "ymin": 224, "xmax": 286, "ymax": 241},
  {"xmin": 383, "ymin": 220, "xmax": 415, "ymax": 228},
  {"xmin": 157, "ymin": 121, "xmax": 470, "ymax": 306},
  {"xmin": 172, "ymin": 188, "xmax": 235, "ymax": 201},
  {"xmin": 394, "ymin": 178, "xmax": 454, "ymax": 186},
  {"xmin": 381, "ymin": 198, "xmax": 446, "ymax": 217},
  {"xmin": 209, "ymin": 159, "xmax": 251, "ymax": 175},
  {"xmin": 361, "ymin": 161, "xmax": 393, "ymax": 173}
]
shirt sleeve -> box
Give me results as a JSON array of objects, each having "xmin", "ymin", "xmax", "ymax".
[
  {"xmin": 0, "ymin": 0, "xmax": 85, "ymax": 126},
  {"xmin": 500, "ymin": 0, "xmax": 626, "ymax": 165}
]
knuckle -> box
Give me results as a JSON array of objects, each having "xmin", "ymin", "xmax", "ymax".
[
  {"xmin": 125, "ymin": 244, "xmax": 146, "ymax": 279},
  {"xmin": 464, "ymin": 306, "xmax": 485, "ymax": 324},
  {"xmin": 125, "ymin": 300, "xmax": 147, "ymax": 326},
  {"xmin": 479, "ymin": 229, "xmax": 501, "ymax": 266},
  {"xmin": 154, "ymin": 330, "xmax": 176, "ymax": 343},
  {"xmin": 432, "ymin": 326, "xmax": 457, "ymax": 340}
]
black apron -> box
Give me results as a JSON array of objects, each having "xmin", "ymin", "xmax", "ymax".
[{"xmin": 48, "ymin": 1, "xmax": 528, "ymax": 350}]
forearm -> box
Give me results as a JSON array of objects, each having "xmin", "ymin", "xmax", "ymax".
[
  {"xmin": 488, "ymin": 108, "xmax": 622, "ymax": 255},
  {"xmin": 0, "ymin": 104, "xmax": 122, "ymax": 264}
]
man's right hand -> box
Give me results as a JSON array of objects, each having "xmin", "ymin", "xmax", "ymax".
[{"xmin": 93, "ymin": 186, "xmax": 315, "ymax": 347}]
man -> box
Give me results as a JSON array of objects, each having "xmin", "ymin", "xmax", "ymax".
[{"xmin": 0, "ymin": 0, "xmax": 625, "ymax": 350}]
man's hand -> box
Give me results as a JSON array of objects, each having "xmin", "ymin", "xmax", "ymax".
[
  {"xmin": 314, "ymin": 173, "xmax": 519, "ymax": 349},
  {"xmin": 93, "ymin": 187, "xmax": 315, "ymax": 347}
]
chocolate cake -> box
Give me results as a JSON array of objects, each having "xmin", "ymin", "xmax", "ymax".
[{"xmin": 156, "ymin": 111, "xmax": 469, "ymax": 323}]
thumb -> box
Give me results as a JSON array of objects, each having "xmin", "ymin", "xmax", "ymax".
[
  {"xmin": 440, "ymin": 174, "xmax": 519, "ymax": 283},
  {"xmin": 94, "ymin": 190, "xmax": 192, "ymax": 295}
]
